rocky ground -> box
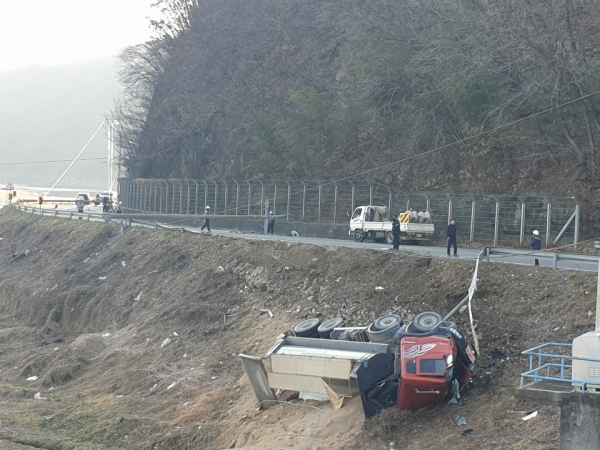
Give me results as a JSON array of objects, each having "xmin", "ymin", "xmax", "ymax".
[{"xmin": 0, "ymin": 208, "xmax": 596, "ymax": 449}]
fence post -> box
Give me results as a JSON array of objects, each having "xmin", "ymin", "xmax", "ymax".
[
  {"xmin": 334, "ymin": 182, "xmax": 338, "ymax": 223},
  {"xmin": 519, "ymin": 196, "xmax": 526, "ymax": 245},
  {"xmin": 202, "ymin": 181, "xmax": 208, "ymax": 211},
  {"xmin": 491, "ymin": 195, "xmax": 500, "ymax": 246},
  {"xmin": 369, "ymin": 183, "xmax": 373, "ymax": 206},
  {"xmin": 187, "ymin": 182, "xmax": 191, "ymax": 215},
  {"xmin": 470, "ymin": 195, "xmax": 476, "ymax": 242},
  {"xmin": 573, "ymin": 197, "xmax": 580, "ymax": 249},
  {"xmin": 213, "ymin": 181, "xmax": 219, "ymax": 214},
  {"xmin": 388, "ymin": 187, "xmax": 393, "ymax": 217},
  {"xmin": 544, "ymin": 197, "xmax": 551, "ymax": 247},
  {"xmin": 171, "ymin": 182, "xmax": 176, "ymax": 214},
  {"xmin": 286, "ymin": 181, "xmax": 291, "ymax": 222},
  {"xmin": 194, "ymin": 181, "xmax": 199, "ymax": 215},
  {"xmin": 247, "ymin": 181, "xmax": 252, "ymax": 215},
  {"xmin": 153, "ymin": 181, "xmax": 158, "ymax": 212},
  {"xmin": 423, "ymin": 193, "xmax": 430, "ymax": 213},
  {"xmin": 446, "ymin": 194, "xmax": 453, "ymax": 224},
  {"xmin": 179, "ymin": 181, "xmax": 184, "ymax": 215},
  {"xmin": 273, "ymin": 183, "xmax": 277, "ymax": 215},
  {"xmin": 224, "ymin": 182, "xmax": 229, "ymax": 215},
  {"xmin": 318, "ymin": 183, "xmax": 322, "ymax": 223},
  {"xmin": 301, "ymin": 181, "xmax": 306, "ymax": 221},
  {"xmin": 163, "ymin": 181, "xmax": 169, "ymax": 213},
  {"xmin": 234, "ymin": 181, "xmax": 240, "ymax": 215},
  {"xmin": 350, "ymin": 181, "xmax": 355, "ymax": 213}
]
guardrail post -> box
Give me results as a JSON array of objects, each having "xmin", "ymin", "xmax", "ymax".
[
  {"xmin": 470, "ymin": 195, "xmax": 476, "ymax": 242},
  {"xmin": 69, "ymin": 212, "xmax": 73, "ymax": 219},
  {"xmin": 553, "ymin": 253, "xmax": 558, "ymax": 270},
  {"xmin": 87, "ymin": 214, "xmax": 91, "ymax": 221},
  {"xmin": 54, "ymin": 210, "xmax": 57, "ymax": 217},
  {"xmin": 486, "ymin": 247, "xmax": 490, "ymax": 263}
]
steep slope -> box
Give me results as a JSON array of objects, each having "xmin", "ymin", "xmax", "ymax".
[{"xmin": 0, "ymin": 208, "xmax": 596, "ymax": 449}]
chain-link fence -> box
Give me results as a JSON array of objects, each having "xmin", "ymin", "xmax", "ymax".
[{"xmin": 119, "ymin": 179, "xmax": 580, "ymax": 246}]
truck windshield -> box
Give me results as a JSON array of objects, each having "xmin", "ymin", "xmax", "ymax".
[
  {"xmin": 419, "ymin": 360, "xmax": 446, "ymax": 374},
  {"xmin": 352, "ymin": 208, "xmax": 363, "ymax": 220}
]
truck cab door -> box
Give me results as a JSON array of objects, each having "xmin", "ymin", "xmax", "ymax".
[{"xmin": 351, "ymin": 207, "xmax": 364, "ymax": 229}]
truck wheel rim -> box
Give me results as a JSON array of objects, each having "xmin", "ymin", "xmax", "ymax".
[{"xmin": 418, "ymin": 315, "xmax": 439, "ymax": 328}]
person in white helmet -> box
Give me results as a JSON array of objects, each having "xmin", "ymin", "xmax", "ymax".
[
  {"xmin": 530, "ymin": 230, "xmax": 541, "ymax": 265},
  {"xmin": 267, "ymin": 211, "xmax": 275, "ymax": 234},
  {"xmin": 201, "ymin": 206, "xmax": 211, "ymax": 231}
]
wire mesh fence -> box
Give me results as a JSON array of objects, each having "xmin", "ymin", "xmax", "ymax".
[{"xmin": 119, "ymin": 179, "xmax": 580, "ymax": 246}]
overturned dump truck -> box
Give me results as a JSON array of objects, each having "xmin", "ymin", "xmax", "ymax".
[{"xmin": 240, "ymin": 312, "xmax": 478, "ymax": 419}]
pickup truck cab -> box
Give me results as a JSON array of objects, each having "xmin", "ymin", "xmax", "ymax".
[{"xmin": 349, "ymin": 205, "xmax": 435, "ymax": 244}]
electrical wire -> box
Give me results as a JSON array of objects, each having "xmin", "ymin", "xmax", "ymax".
[{"xmin": 0, "ymin": 157, "xmax": 107, "ymax": 166}]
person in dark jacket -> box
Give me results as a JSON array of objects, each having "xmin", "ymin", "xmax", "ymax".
[
  {"xmin": 447, "ymin": 218, "xmax": 458, "ymax": 257},
  {"xmin": 530, "ymin": 229, "xmax": 542, "ymax": 265},
  {"xmin": 391, "ymin": 215, "xmax": 401, "ymax": 250},
  {"xmin": 267, "ymin": 211, "xmax": 275, "ymax": 234},
  {"xmin": 201, "ymin": 206, "xmax": 211, "ymax": 231}
]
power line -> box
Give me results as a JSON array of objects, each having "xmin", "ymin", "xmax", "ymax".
[{"xmin": 0, "ymin": 157, "xmax": 107, "ymax": 166}]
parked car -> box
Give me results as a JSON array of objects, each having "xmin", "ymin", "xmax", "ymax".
[{"xmin": 75, "ymin": 192, "xmax": 92, "ymax": 205}]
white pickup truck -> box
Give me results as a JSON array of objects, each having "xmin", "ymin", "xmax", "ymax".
[{"xmin": 349, "ymin": 205, "xmax": 435, "ymax": 244}]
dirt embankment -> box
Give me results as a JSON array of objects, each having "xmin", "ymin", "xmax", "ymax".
[{"xmin": 0, "ymin": 209, "xmax": 596, "ymax": 449}]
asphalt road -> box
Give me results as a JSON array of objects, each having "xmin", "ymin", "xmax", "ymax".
[{"xmin": 15, "ymin": 202, "xmax": 600, "ymax": 273}]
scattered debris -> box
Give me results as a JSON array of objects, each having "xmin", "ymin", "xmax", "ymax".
[
  {"xmin": 54, "ymin": 347, "xmax": 60, "ymax": 351},
  {"xmin": 26, "ymin": 376, "xmax": 38, "ymax": 381},
  {"xmin": 161, "ymin": 338, "xmax": 172, "ymax": 348},
  {"xmin": 167, "ymin": 382, "xmax": 177, "ymax": 390},
  {"xmin": 34, "ymin": 392, "xmax": 43, "ymax": 399},
  {"xmin": 259, "ymin": 308, "xmax": 274, "ymax": 318},
  {"xmin": 99, "ymin": 276, "xmax": 107, "ymax": 281},
  {"xmin": 461, "ymin": 429, "xmax": 474, "ymax": 436},
  {"xmin": 375, "ymin": 286, "xmax": 385, "ymax": 291},
  {"xmin": 457, "ymin": 417, "xmax": 467, "ymax": 426},
  {"xmin": 172, "ymin": 331, "xmax": 179, "ymax": 337},
  {"xmin": 217, "ymin": 266, "xmax": 225, "ymax": 272},
  {"xmin": 522, "ymin": 411, "xmax": 538, "ymax": 421},
  {"xmin": 35, "ymin": 341, "xmax": 49, "ymax": 347},
  {"xmin": 102, "ymin": 333, "xmax": 111, "ymax": 337},
  {"xmin": 135, "ymin": 291, "xmax": 143, "ymax": 301},
  {"xmin": 121, "ymin": 261, "xmax": 127, "ymax": 267}
]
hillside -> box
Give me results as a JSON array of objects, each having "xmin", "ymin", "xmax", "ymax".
[
  {"xmin": 0, "ymin": 208, "xmax": 597, "ymax": 449},
  {"xmin": 112, "ymin": 0, "xmax": 600, "ymax": 234}
]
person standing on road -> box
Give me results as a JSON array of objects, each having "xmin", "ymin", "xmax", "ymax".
[
  {"xmin": 201, "ymin": 206, "xmax": 211, "ymax": 232},
  {"xmin": 392, "ymin": 215, "xmax": 400, "ymax": 250},
  {"xmin": 447, "ymin": 218, "xmax": 458, "ymax": 257},
  {"xmin": 267, "ymin": 211, "xmax": 275, "ymax": 234},
  {"xmin": 530, "ymin": 229, "xmax": 542, "ymax": 265}
]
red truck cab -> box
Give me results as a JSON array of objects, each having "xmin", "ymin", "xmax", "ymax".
[{"xmin": 398, "ymin": 335, "xmax": 475, "ymax": 410}]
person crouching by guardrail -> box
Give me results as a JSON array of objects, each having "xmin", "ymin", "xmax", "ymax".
[
  {"xmin": 530, "ymin": 230, "xmax": 542, "ymax": 265},
  {"xmin": 201, "ymin": 206, "xmax": 211, "ymax": 232},
  {"xmin": 116, "ymin": 202, "xmax": 123, "ymax": 213}
]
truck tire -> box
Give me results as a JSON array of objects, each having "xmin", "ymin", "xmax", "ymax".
[
  {"xmin": 385, "ymin": 232, "xmax": 394, "ymax": 245},
  {"xmin": 372, "ymin": 314, "xmax": 403, "ymax": 331},
  {"xmin": 411, "ymin": 311, "xmax": 443, "ymax": 333},
  {"xmin": 294, "ymin": 318, "xmax": 321, "ymax": 337},
  {"xmin": 317, "ymin": 318, "xmax": 345, "ymax": 339},
  {"xmin": 353, "ymin": 230, "xmax": 365, "ymax": 242},
  {"xmin": 367, "ymin": 314, "xmax": 402, "ymax": 343}
]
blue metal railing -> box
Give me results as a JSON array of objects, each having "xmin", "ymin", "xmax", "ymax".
[{"xmin": 520, "ymin": 342, "xmax": 600, "ymax": 391}]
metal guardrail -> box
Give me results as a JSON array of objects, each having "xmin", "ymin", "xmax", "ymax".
[
  {"xmin": 520, "ymin": 342, "xmax": 600, "ymax": 391},
  {"xmin": 482, "ymin": 247, "xmax": 600, "ymax": 269}
]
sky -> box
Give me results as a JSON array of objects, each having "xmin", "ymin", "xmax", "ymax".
[{"xmin": 0, "ymin": 0, "xmax": 159, "ymax": 72}]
